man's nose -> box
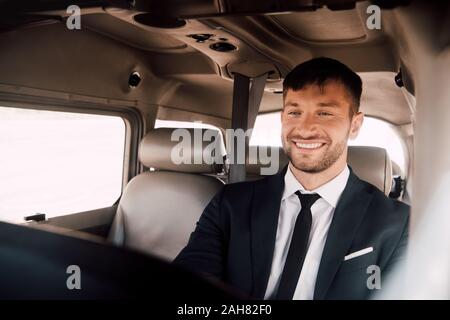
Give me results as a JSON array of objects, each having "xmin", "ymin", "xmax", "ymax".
[{"xmin": 294, "ymin": 113, "xmax": 318, "ymax": 136}]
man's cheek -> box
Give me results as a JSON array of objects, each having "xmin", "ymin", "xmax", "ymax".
[{"xmin": 281, "ymin": 130, "xmax": 290, "ymax": 142}]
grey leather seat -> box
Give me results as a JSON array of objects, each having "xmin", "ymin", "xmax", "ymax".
[
  {"xmin": 108, "ymin": 128, "xmax": 225, "ymax": 261},
  {"xmin": 246, "ymin": 145, "xmax": 392, "ymax": 195}
]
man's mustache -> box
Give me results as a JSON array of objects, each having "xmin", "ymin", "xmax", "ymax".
[{"xmin": 287, "ymin": 135, "xmax": 330, "ymax": 143}]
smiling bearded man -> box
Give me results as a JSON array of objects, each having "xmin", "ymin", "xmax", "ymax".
[
  {"xmin": 281, "ymin": 85, "xmax": 349, "ymax": 175},
  {"xmin": 174, "ymin": 57, "xmax": 410, "ymax": 300}
]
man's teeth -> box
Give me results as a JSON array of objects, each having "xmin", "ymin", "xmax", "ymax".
[{"xmin": 295, "ymin": 142, "xmax": 323, "ymax": 149}]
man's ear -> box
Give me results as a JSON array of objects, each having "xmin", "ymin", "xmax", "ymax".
[{"xmin": 349, "ymin": 112, "xmax": 364, "ymax": 140}]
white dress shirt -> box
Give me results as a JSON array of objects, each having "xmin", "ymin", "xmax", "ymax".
[{"xmin": 264, "ymin": 165, "xmax": 350, "ymax": 300}]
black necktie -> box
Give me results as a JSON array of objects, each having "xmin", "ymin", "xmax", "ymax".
[{"xmin": 275, "ymin": 191, "xmax": 321, "ymax": 300}]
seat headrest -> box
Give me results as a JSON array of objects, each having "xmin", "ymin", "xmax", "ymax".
[
  {"xmin": 246, "ymin": 145, "xmax": 392, "ymax": 195},
  {"xmin": 347, "ymin": 146, "xmax": 392, "ymax": 195},
  {"xmin": 139, "ymin": 128, "xmax": 224, "ymax": 174}
]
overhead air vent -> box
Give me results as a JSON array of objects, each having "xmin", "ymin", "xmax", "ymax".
[
  {"xmin": 210, "ymin": 42, "xmax": 237, "ymax": 52},
  {"xmin": 83, "ymin": 13, "xmax": 187, "ymax": 51},
  {"xmin": 128, "ymin": 71, "xmax": 141, "ymax": 88},
  {"xmin": 133, "ymin": 13, "xmax": 187, "ymax": 29},
  {"xmin": 187, "ymin": 33, "xmax": 214, "ymax": 43}
]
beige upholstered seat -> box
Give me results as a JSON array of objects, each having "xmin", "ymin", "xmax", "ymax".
[{"xmin": 108, "ymin": 128, "xmax": 224, "ymax": 261}]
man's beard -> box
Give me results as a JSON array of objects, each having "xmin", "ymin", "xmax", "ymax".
[{"xmin": 283, "ymin": 133, "xmax": 348, "ymax": 174}]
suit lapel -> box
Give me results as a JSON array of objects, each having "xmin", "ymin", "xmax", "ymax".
[
  {"xmin": 250, "ymin": 166, "xmax": 287, "ymax": 299},
  {"xmin": 313, "ymin": 170, "xmax": 373, "ymax": 299}
]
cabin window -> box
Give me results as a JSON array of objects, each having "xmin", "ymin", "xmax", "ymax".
[{"xmin": 0, "ymin": 106, "xmax": 126, "ymax": 223}]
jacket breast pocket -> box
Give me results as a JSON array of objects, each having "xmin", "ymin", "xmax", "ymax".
[{"xmin": 338, "ymin": 250, "xmax": 377, "ymax": 275}]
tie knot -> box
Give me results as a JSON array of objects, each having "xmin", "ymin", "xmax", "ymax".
[{"xmin": 295, "ymin": 191, "xmax": 320, "ymax": 210}]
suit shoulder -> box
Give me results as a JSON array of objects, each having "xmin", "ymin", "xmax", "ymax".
[
  {"xmin": 363, "ymin": 179, "xmax": 409, "ymax": 217},
  {"xmin": 221, "ymin": 177, "xmax": 265, "ymax": 196}
]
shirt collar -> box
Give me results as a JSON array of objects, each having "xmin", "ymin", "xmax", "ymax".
[{"xmin": 282, "ymin": 164, "xmax": 350, "ymax": 208}]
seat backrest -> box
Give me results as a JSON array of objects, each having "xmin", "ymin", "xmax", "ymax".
[
  {"xmin": 108, "ymin": 128, "xmax": 224, "ymax": 261},
  {"xmin": 246, "ymin": 145, "xmax": 392, "ymax": 195}
]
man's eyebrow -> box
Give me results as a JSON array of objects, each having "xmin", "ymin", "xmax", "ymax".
[
  {"xmin": 317, "ymin": 101, "xmax": 340, "ymax": 107},
  {"xmin": 284, "ymin": 101, "xmax": 299, "ymax": 107}
]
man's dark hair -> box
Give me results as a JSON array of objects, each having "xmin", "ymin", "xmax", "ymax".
[{"xmin": 283, "ymin": 57, "xmax": 363, "ymax": 115}]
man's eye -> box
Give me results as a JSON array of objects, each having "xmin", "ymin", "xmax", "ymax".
[
  {"xmin": 318, "ymin": 111, "xmax": 332, "ymax": 116},
  {"xmin": 288, "ymin": 111, "xmax": 300, "ymax": 116}
]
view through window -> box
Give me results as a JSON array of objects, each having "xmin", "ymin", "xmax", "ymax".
[{"xmin": 0, "ymin": 106, "xmax": 126, "ymax": 223}]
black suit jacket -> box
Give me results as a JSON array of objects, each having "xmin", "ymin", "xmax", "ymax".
[{"xmin": 174, "ymin": 166, "xmax": 410, "ymax": 299}]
